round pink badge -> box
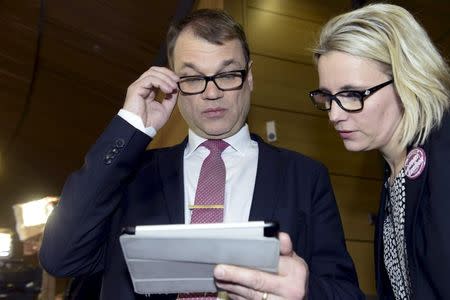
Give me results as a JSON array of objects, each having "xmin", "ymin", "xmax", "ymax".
[{"xmin": 404, "ymin": 147, "xmax": 426, "ymax": 179}]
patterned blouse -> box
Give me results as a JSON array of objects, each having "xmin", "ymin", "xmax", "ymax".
[{"xmin": 383, "ymin": 168, "xmax": 412, "ymax": 300}]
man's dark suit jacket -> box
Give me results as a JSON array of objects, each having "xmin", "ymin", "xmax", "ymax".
[
  {"xmin": 375, "ymin": 112, "xmax": 450, "ymax": 299},
  {"xmin": 40, "ymin": 116, "xmax": 363, "ymax": 299}
]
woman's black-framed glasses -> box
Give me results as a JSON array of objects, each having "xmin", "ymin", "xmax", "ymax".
[
  {"xmin": 177, "ymin": 69, "xmax": 248, "ymax": 95},
  {"xmin": 309, "ymin": 79, "xmax": 394, "ymax": 112}
]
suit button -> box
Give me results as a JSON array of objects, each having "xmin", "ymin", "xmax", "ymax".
[
  {"xmin": 115, "ymin": 139, "xmax": 125, "ymax": 148},
  {"xmin": 105, "ymin": 153, "xmax": 114, "ymax": 160},
  {"xmin": 104, "ymin": 158, "xmax": 113, "ymax": 165},
  {"xmin": 112, "ymin": 147, "xmax": 119, "ymax": 154}
]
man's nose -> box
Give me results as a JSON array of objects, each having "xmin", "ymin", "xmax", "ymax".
[{"xmin": 202, "ymin": 80, "xmax": 222, "ymax": 100}]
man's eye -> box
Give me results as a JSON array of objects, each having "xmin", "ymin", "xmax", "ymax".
[
  {"xmin": 217, "ymin": 73, "xmax": 239, "ymax": 79},
  {"xmin": 339, "ymin": 91, "xmax": 361, "ymax": 98},
  {"xmin": 181, "ymin": 77, "xmax": 203, "ymax": 83}
]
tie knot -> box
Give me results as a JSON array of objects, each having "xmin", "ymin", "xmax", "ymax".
[{"xmin": 202, "ymin": 139, "xmax": 229, "ymax": 154}]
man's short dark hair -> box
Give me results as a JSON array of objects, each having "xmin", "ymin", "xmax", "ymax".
[{"xmin": 166, "ymin": 9, "xmax": 250, "ymax": 69}]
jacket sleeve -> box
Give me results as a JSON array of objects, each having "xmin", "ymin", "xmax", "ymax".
[
  {"xmin": 39, "ymin": 116, "xmax": 151, "ymax": 277},
  {"xmin": 306, "ymin": 164, "xmax": 364, "ymax": 300}
]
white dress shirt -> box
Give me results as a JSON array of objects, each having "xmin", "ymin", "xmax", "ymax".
[
  {"xmin": 118, "ymin": 109, "xmax": 258, "ymax": 224},
  {"xmin": 183, "ymin": 126, "xmax": 258, "ymax": 224}
]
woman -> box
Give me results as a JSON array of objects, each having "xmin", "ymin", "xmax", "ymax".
[{"xmin": 309, "ymin": 3, "xmax": 450, "ymax": 300}]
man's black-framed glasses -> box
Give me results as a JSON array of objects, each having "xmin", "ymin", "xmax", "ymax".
[
  {"xmin": 309, "ymin": 79, "xmax": 394, "ymax": 112},
  {"xmin": 177, "ymin": 69, "xmax": 248, "ymax": 95}
]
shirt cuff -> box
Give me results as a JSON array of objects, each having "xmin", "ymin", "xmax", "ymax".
[{"xmin": 118, "ymin": 109, "xmax": 157, "ymax": 138}]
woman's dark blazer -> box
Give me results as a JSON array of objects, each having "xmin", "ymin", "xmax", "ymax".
[{"xmin": 375, "ymin": 112, "xmax": 450, "ymax": 299}]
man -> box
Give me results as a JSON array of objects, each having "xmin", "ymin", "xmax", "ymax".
[{"xmin": 39, "ymin": 9, "xmax": 363, "ymax": 300}]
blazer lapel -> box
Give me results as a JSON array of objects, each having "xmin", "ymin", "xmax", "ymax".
[
  {"xmin": 375, "ymin": 144, "xmax": 429, "ymax": 296},
  {"xmin": 249, "ymin": 135, "xmax": 280, "ymax": 222},
  {"xmin": 375, "ymin": 172, "xmax": 388, "ymax": 295},
  {"xmin": 158, "ymin": 139, "xmax": 187, "ymax": 224},
  {"xmin": 404, "ymin": 144, "xmax": 429, "ymax": 292},
  {"xmin": 404, "ymin": 166, "xmax": 427, "ymax": 242}
]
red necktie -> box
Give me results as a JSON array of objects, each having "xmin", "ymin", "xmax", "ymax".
[
  {"xmin": 178, "ymin": 139, "xmax": 229, "ymax": 300},
  {"xmin": 190, "ymin": 139, "xmax": 229, "ymax": 224}
]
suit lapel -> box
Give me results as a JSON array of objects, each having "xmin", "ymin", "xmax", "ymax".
[
  {"xmin": 375, "ymin": 173, "xmax": 388, "ymax": 295},
  {"xmin": 249, "ymin": 135, "xmax": 280, "ymax": 222},
  {"xmin": 404, "ymin": 167, "xmax": 427, "ymax": 241},
  {"xmin": 404, "ymin": 144, "xmax": 429, "ymax": 292},
  {"xmin": 375, "ymin": 144, "xmax": 429, "ymax": 296},
  {"xmin": 158, "ymin": 139, "xmax": 187, "ymax": 224},
  {"xmin": 404, "ymin": 145, "xmax": 429, "ymax": 239}
]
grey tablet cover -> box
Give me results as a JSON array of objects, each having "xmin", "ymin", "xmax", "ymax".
[{"xmin": 120, "ymin": 232, "xmax": 279, "ymax": 294}]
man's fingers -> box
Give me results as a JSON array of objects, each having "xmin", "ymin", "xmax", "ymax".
[
  {"xmin": 136, "ymin": 88, "xmax": 154, "ymax": 102},
  {"xmin": 134, "ymin": 75, "xmax": 177, "ymax": 96},
  {"xmin": 216, "ymin": 281, "xmax": 261, "ymax": 300},
  {"xmin": 131, "ymin": 66, "xmax": 179, "ymax": 97},
  {"xmin": 216, "ymin": 281, "xmax": 281, "ymax": 300},
  {"xmin": 212, "ymin": 233, "xmax": 308, "ymax": 300},
  {"xmin": 214, "ymin": 265, "xmax": 281, "ymax": 294},
  {"xmin": 278, "ymin": 232, "xmax": 293, "ymax": 256},
  {"xmin": 138, "ymin": 66, "xmax": 179, "ymax": 82}
]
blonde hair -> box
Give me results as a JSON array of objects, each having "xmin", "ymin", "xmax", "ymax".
[{"xmin": 313, "ymin": 3, "xmax": 450, "ymax": 147}]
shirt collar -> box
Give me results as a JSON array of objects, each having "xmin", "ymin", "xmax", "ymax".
[{"xmin": 185, "ymin": 124, "xmax": 252, "ymax": 157}]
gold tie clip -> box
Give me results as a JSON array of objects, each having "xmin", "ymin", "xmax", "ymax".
[{"xmin": 188, "ymin": 204, "xmax": 224, "ymax": 209}]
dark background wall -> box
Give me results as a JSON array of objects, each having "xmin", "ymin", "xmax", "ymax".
[{"xmin": 0, "ymin": 0, "xmax": 180, "ymax": 227}]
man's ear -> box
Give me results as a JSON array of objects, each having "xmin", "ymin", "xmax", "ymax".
[{"xmin": 247, "ymin": 60, "xmax": 254, "ymax": 91}]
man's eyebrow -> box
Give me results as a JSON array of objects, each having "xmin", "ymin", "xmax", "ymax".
[
  {"xmin": 179, "ymin": 59, "xmax": 244, "ymax": 75},
  {"xmin": 221, "ymin": 59, "xmax": 242, "ymax": 69},
  {"xmin": 179, "ymin": 63, "xmax": 200, "ymax": 75}
]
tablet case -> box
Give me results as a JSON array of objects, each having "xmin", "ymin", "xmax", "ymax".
[{"xmin": 119, "ymin": 222, "xmax": 279, "ymax": 294}]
